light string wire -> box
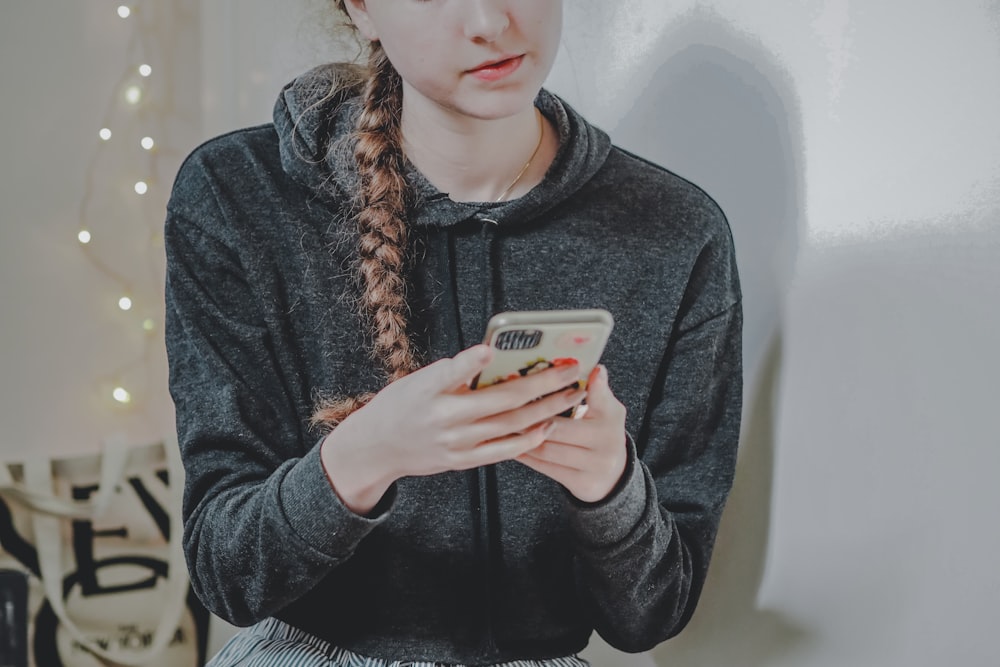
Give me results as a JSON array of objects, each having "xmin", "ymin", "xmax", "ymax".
[{"xmin": 76, "ymin": 3, "xmax": 165, "ymax": 410}]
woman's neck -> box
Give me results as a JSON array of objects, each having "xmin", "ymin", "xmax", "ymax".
[{"xmin": 400, "ymin": 95, "xmax": 557, "ymax": 203}]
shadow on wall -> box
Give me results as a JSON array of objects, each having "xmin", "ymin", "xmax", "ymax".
[{"xmin": 609, "ymin": 10, "xmax": 808, "ymax": 666}]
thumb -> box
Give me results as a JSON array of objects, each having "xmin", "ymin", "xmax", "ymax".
[
  {"xmin": 581, "ymin": 364, "xmax": 613, "ymax": 418},
  {"xmin": 434, "ymin": 344, "xmax": 495, "ymax": 391}
]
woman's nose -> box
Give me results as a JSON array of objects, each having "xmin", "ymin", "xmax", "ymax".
[{"xmin": 463, "ymin": 0, "xmax": 511, "ymax": 42}]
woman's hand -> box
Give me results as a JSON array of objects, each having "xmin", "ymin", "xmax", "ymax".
[
  {"xmin": 320, "ymin": 344, "xmax": 587, "ymax": 514},
  {"xmin": 516, "ymin": 364, "xmax": 629, "ymax": 503}
]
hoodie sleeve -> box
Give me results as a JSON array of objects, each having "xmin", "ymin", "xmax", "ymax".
[
  {"xmin": 564, "ymin": 220, "xmax": 743, "ymax": 652},
  {"xmin": 164, "ymin": 158, "xmax": 394, "ymax": 627}
]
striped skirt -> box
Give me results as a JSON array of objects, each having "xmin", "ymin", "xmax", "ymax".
[{"xmin": 206, "ymin": 617, "xmax": 591, "ymax": 667}]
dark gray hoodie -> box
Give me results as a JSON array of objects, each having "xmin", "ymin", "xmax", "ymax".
[{"xmin": 164, "ymin": 63, "xmax": 742, "ymax": 664}]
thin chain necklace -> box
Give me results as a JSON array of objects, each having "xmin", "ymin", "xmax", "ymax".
[{"xmin": 494, "ymin": 109, "xmax": 545, "ymax": 202}]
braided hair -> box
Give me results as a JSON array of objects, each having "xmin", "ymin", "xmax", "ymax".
[{"xmin": 311, "ymin": 9, "xmax": 422, "ymax": 429}]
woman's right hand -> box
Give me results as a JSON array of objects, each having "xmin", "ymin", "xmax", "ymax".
[{"xmin": 320, "ymin": 344, "xmax": 586, "ymax": 514}]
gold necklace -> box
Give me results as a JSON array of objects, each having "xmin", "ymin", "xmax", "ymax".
[{"xmin": 494, "ymin": 109, "xmax": 545, "ymax": 202}]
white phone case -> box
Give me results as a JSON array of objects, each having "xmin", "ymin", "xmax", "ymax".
[{"xmin": 472, "ymin": 310, "xmax": 614, "ymax": 409}]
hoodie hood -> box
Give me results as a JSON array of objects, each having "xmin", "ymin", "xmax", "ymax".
[{"xmin": 273, "ymin": 63, "xmax": 612, "ymax": 229}]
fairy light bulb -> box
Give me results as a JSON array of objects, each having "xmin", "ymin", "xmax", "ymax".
[
  {"xmin": 140, "ymin": 136, "xmax": 154, "ymax": 150},
  {"xmin": 99, "ymin": 128, "xmax": 112, "ymax": 141},
  {"xmin": 134, "ymin": 181, "xmax": 148, "ymax": 195},
  {"xmin": 112, "ymin": 387, "xmax": 132, "ymax": 404},
  {"xmin": 118, "ymin": 296, "xmax": 133, "ymax": 311},
  {"xmin": 138, "ymin": 64, "xmax": 152, "ymax": 77},
  {"xmin": 77, "ymin": 229, "xmax": 92, "ymax": 244},
  {"xmin": 117, "ymin": 6, "xmax": 131, "ymax": 19},
  {"xmin": 125, "ymin": 85, "xmax": 142, "ymax": 105},
  {"xmin": 142, "ymin": 318, "xmax": 155, "ymax": 332}
]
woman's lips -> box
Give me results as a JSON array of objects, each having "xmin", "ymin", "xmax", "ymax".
[{"xmin": 468, "ymin": 55, "xmax": 524, "ymax": 82}]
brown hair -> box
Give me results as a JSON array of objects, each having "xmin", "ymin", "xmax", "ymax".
[{"xmin": 311, "ymin": 3, "xmax": 422, "ymax": 430}]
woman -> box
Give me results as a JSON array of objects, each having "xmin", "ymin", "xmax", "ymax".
[{"xmin": 164, "ymin": 0, "xmax": 743, "ymax": 665}]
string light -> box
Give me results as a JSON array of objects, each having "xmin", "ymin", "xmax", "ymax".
[
  {"xmin": 78, "ymin": 4, "xmax": 168, "ymax": 412},
  {"xmin": 124, "ymin": 85, "xmax": 142, "ymax": 105}
]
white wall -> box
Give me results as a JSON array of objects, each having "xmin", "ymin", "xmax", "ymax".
[
  {"xmin": 560, "ymin": 3, "xmax": 1000, "ymax": 666},
  {"xmin": 2, "ymin": 1, "xmax": 998, "ymax": 665},
  {"xmin": 0, "ymin": 3, "xmax": 200, "ymax": 455}
]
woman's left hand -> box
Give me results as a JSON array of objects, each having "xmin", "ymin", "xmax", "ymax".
[{"xmin": 516, "ymin": 364, "xmax": 629, "ymax": 503}]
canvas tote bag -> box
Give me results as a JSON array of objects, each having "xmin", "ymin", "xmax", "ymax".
[{"xmin": 0, "ymin": 436, "xmax": 209, "ymax": 666}]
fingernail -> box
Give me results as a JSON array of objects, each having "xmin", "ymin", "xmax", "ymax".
[
  {"xmin": 543, "ymin": 420, "xmax": 557, "ymax": 436},
  {"xmin": 559, "ymin": 363, "xmax": 580, "ymax": 377}
]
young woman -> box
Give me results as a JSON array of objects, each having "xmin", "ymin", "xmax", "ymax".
[{"xmin": 164, "ymin": 1, "xmax": 743, "ymax": 665}]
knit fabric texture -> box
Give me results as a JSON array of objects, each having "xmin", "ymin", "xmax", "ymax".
[{"xmin": 164, "ymin": 63, "xmax": 743, "ymax": 665}]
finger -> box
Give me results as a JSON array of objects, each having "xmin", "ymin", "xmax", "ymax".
[
  {"xmin": 518, "ymin": 449, "xmax": 623, "ymax": 504},
  {"xmin": 464, "ymin": 387, "xmax": 586, "ymax": 444},
  {"xmin": 471, "ymin": 361, "xmax": 584, "ymax": 415},
  {"xmin": 516, "ymin": 449, "xmax": 579, "ymax": 487},
  {"xmin": 578, "ymin": 364, "xmax": 619, "ymax": 420},
  {"xmin": 520, "ymin": 440, "xmax": 590, "ymax": 472},
  {"xmin": 429, "ymin": 344, "xmax": 495, "ymax": 391},
  {"xmin": 541, "ymin": 416, "xmax": 595, "ymax": 447},
  {"xmin": 451, "ymin": 421, "xmax": 555, "ymax": 469}
]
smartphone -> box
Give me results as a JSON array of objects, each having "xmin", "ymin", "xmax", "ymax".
[{"xmin": 471, "ymin": 309, "xmax": 614, "ymax": 418}]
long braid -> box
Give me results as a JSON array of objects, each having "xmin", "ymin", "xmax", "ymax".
[
  {"xmin": 354, "ymin": 48, "xmax": 419, "ymax": 380},
  {"xmin": 311, "ymin": 43, "xmax": 422, "ymax": 430}
]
